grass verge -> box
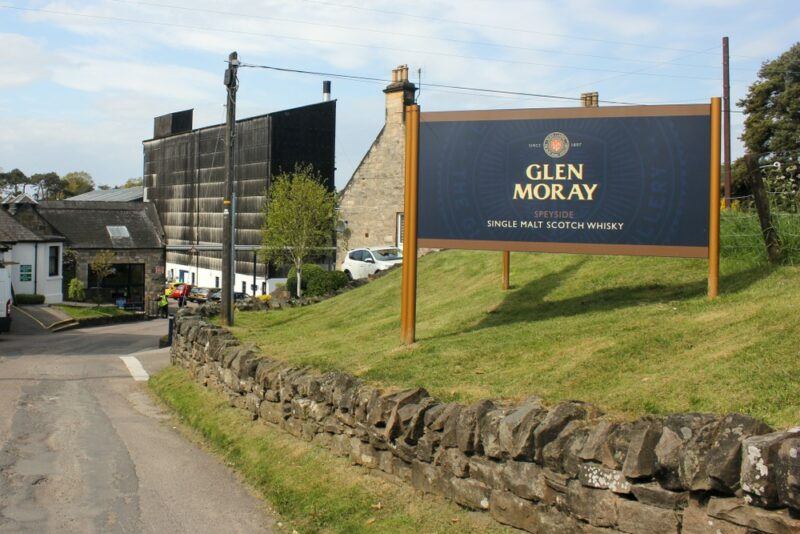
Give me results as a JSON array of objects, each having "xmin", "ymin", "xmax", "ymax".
[
  {"xmin": 149, "ymin": 366, "xmax": 509, "ymax": 534},
  {"xmin": 54, "ymin": 304, "xmax": 132, "ymax": 320}
]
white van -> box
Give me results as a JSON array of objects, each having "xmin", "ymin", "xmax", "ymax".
[{"xmin": 0, "ymin": 266, "xmax": 11, "ymax": 333}]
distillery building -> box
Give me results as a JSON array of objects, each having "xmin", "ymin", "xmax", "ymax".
[{"xmin": 142, "ymin": 95, "xmax": 336, "ymax": 294}]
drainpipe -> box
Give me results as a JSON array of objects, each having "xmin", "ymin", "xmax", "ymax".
[{"xmin": 34, "ymin": 242, "xmax": 38, "ymax": 295}]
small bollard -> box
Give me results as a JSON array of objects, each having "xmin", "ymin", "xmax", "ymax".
[{"xmin": 167, "ymin": 314, "xmax": 174, "ymax": 346}]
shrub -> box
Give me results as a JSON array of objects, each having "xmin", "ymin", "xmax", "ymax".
[
  {"xmin": 307, "ymin": 270, "xmax": 348, "ymax": 297},
  {"xmin": 257, "ymin": 294, "xmax": 271, "ymax": 303},
  {"xmin": 67, "ymin": 278, "xmax": 85, "ymax": 301},
  {"xmin": 286, "ymin": 264, "xmax": 325, "ymax": 297},
  {"xmin": 15, "ymin": 294, "xmax": 45, "ymax": 305}
]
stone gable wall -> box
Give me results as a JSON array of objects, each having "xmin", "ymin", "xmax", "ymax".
[{"xmin": 171, "ymin": 309, "xmax": 800, "ymax": 533}]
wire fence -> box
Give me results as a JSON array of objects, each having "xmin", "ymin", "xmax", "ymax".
[{"xmin": 720, "ymin": 192, "xmax": 800, "ymax": 265}]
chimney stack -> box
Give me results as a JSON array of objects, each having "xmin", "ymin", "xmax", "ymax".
[
  {"xmin": 323, "ymin": 80, "xmax": 331, "ymax": 102},
  {"xmin": 581, "ymin": 92, "xmax": 599, "ymax": 107},
  {"xmin": 384, "ymin": 64, "xmax": 415, "ymax": 123}
]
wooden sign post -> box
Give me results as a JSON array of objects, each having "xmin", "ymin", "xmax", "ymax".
[
  {"xmin": 708, "ymin": 97, "xmax": 721, "ymax": 299},
  {"xmin": 400, "ymin": 104, "xmax": 420, "ymax": 345}
]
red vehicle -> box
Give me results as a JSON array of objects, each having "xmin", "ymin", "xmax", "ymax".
[{"xmin": 170, "ymin": 284, "xmax": 192, "ymax": 299}]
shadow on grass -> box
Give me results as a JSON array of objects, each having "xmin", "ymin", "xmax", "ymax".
[{"xmin": 461, "ymin": 258, "xmax": 774, "ymax": 334}]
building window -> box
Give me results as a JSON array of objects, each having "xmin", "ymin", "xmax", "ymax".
[
  {"xmin": 215, "ymin": 276, "xmax": 220, "ymax": 288},
  {"xmin": 396, "ymin": 213, "xmax": 404, "ymax": 247},
  {"xmin": 191, "ymin": 272, "xmax": 195, "ymax": 285},
  {"xmin": 48, "ymin": 246, "xmax": 60, "ymax": 276},
  {"xmin": 261, "ymin": 281, "xmax": 266, "ymax": 295},
  {"xmin": 241, "ymin": 281, "xmax": 246, "ymax": 293}
]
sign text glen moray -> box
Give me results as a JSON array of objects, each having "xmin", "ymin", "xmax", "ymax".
[
  {"xmin": 513, "ymin": 163, "xmax": 598, "ymax": 201},
  {"xmin": 416, "ymin": 105, "xmax": 713, "ymax": 258}
]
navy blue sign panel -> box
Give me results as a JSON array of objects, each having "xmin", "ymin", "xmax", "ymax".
[{"xmin": 417, "ymin": 105, "xmax": 712, "ymax": 257}]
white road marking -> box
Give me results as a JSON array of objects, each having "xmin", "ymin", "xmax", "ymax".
[{"xmin": 119, "ymin": 356, "xmax": 150, "ymax": 382}]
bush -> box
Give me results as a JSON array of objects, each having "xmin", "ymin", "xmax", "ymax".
[
  {"xmin": 286, "ymin": 264, "xmax": 325, "ymax": 297},
  {"xmin": 286, "ymin": 265, "xmax": 348, "ymax": 297},
  {"xmin": 67, "ymin": 278, "xmax": 85, "ymax": 301},
  {"xmin": 257, "ymin": 294, "xmax": 272, "ymax": 302},
  {"xmin": 15, "ymin": 294, "xmax": 45, "ymax": 305},
  {"xmin": 308, "ymin": 270, "xmax": 348, "ymax": 297}
]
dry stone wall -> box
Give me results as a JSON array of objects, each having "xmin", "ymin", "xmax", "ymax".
[{"xmin": 171, "ymin": 309, "xmax": 800, "ymax": 533}]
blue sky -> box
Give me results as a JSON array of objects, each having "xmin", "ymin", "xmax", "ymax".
[{"xmin": 1, "ymin": 0, "xmax": 798, "ymax": 189}]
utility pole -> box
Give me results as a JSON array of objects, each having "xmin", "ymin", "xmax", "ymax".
[
  {"xmin": 722, "ymin": 36, "xmax": 732, "ymax": 209},
  {"xmin": 222, "ymin": 51, "xmax": 239, "ymax": 326}
]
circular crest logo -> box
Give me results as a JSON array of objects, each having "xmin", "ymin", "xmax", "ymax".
[{"xmin": 543, "ymin": 132, "xmax": 570, "ymax": 158}]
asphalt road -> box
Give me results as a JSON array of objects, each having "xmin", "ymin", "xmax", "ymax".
[{"xmin": 0, "ymin": 320, "xmax": 277, "ymax": 533}]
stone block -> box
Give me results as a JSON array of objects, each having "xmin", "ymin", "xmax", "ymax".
[
  {"xmin": 629, "ymin": 482, "xmax": 687, "ymax": 509},
  {"xmin": 682, "ymin": 497, "xmax": 747, "ymax": 534},
  {"xmin": 580, "ymin": 420, "xmax": 619, "ymax": 468},
  {"xmin": 707, "ymin": 496, "xmax": 800, "ymax": 534},
  {"xmin": 622, "ymin": 417, "xmax": 663, "ymax": 480},
  {"xmin": 578, "ymin": 463, "xmax": 631, "ymax": 494},
  {"xmin": 776, "ymin": 436, "xmax": 800, "ymax": 510},
  {"xmin": 489, "ymin": 490, "xmax": 541, "ymax": 532},
  {"xmin": 456, "ymin": 400, "xmax": 494, "ymax": 455},
  {"xmin": 498, "ymin": 396, "xmax": 547, "ymax": 461},
  {"xmin": 468, "ymin": 456, "xmax": 505, "ymax": 490},
  {"xmin": 741, "ymin": 429, "xmax": 800, "ymax": 508},
  {"xmin": 542, "ymin": 420, "xmax": 590, "ymax": 477},
  {"xmin": 616, "ymin": 498, "xmax": 679, "ymax": 533},
  {"xmin": 533, "ymin": 401, "xmax": 596, "ymax": 463},
  {"xmin": 502, "ymin": 460, "xmax": 548, "ymax": 501},
  {"xmin": 451, "ymin": 477, "xmax": 490, "ymax": 510},
  {"xmin": 411, "ymin": 460, "xmax": 436, "ymax": 493},
  {"xmin": 434, "ymin": 447, "xmax": 470, "ymax": 478},
  {"xmin": 566, "ymin": 480, "xmax": 619, "ymax": 527},
  {"xmin": 479, "ymin": 407, "xmax": 510, "ymax": 459},
  {"xmin": 706, "ymin": 413, "xmax": 772, "ymax": 494}
]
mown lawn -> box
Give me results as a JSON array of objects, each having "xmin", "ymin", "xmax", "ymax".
[
  {"xmin": 54, "ymin": 304, "xmax": 133, "ymax": 320},
  {"xmin": 150, "ymin": 367, "xmax": 509, "ymax": 534},
  {"xmin": 229, "ymin": 214, "xmax": 800, "ymax": 428}
]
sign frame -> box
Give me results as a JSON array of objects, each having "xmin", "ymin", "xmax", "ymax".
[{"xmin": 400, "ymin": 99, "xmax": 721, "ymax": 344}]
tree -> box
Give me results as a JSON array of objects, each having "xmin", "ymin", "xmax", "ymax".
[
  {"xmin": 90, "ymin": 250, "xmax": 115, "ymax": 289},
  {"xmin": 0, "ymin": 168, "xmax": 30, "ymax": 196},
  {"xmin": 30, "ymin": 172, "xmax": 63, "ymax": 200},
  {"xmin": 738, "ymin": 42, "xmax": 800, "ymax": 182},
  {"xmin": 62, "ymin": 171, "xmax": 95, "ymax": 198},
  {"xmin": 259, "ymin": 164, "xmax": 336, "ymax": 298},
  {"xmin": 122, "ymin": 177, "xmax": 143, "ymax": 188}
]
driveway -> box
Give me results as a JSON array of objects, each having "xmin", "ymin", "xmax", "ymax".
[{"xmin": 0, "ymin": 320, "xmax": 277, "ymax": 533}]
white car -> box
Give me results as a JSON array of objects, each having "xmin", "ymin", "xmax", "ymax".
[
  {"xmin": 342, "ymin": 247, "xmax": 403, "ymax": 280},
  {"xmin": 0, "ymin": 266, "xmax": 11, "ymax": 333}
]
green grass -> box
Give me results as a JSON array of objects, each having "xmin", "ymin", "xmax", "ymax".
[
  {"xmin": 227, "ymin": 212, "xmax": 800, "ymax": 429},
  {"xmin": 54, "ymin": 304, "xmax": 132, "ymax": 320},
  {"xmin": 149, "ymin": 367, "xmax": 509, "ymax": 534}
]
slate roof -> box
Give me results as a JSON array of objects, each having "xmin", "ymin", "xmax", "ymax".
[
  {"xmin": 36, "ymin": 201, "xmax": 165, "ymax": 249},
  {"xmin": 0, "ymin": 209, "xmax": 50, "ymax": 243},
  {"xmin": 67, "ymin": 187, "xmax": 144, "ymax": 202}
]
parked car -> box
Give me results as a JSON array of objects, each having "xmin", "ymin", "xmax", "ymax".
[
  {"xmin": 169, "ymin": 283, "xmax": 192, "ymax": 299},
  {"xmin": 341, "ymin": 247, "xmax": 403, "ymax": 280},
  {"xmin": 208, "ymin": 290, "xmax": 247, "ymax": 302},
  {"xmin": 188, "ymin": 287, "xmax": 215, "ymax": 303},
  {"xmin": 0, "ymin": 266, "xmax": 11, "ymax": 333}
]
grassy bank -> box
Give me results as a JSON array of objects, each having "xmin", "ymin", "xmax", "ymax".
[
  {"xmin": 228, "ymin": 213, "xmax": 800, "ymax": 428},
  {"xmin": 54, "ymin": 304, "xmax": 133, "ymax": 320},
  {"xmin": 149, "ymin": 367, "xmax": 507, "ymax": 533}
]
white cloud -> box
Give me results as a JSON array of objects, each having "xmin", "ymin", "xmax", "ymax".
[{"xmin": 0, "ymin": 33, "xmax": 51, "ymax": 88}]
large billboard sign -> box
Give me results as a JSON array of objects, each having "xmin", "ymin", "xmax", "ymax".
[{"xmin": 417, "ymin": 105, "xmax": 713, "ymax": 258}]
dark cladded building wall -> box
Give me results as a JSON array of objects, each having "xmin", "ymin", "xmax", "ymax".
[{"xmin": 143, "ymin": 101, "xmax": 336, "ymax": 281}]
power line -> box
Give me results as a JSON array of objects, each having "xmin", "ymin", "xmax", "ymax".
[
  {"xmin": 107, "ymin": 0, "xmax": 752, "ymax": 73},
  {"xmin": 239, "ymin": 62, "xmax": 744, "ymax": 109},
  {"xmin": 293, "ymin": 0, "xmax": 764, "ymax": 61},
  {"xmin": 0, "ymin": 4, "xmax": 744, "ymax": 84}
]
